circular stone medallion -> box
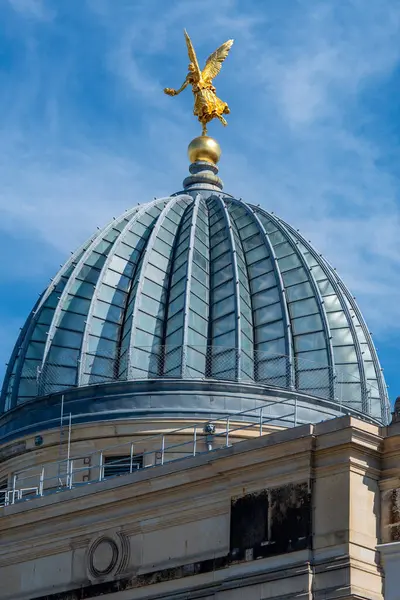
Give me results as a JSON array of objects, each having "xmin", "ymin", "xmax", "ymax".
[{"xmin": 89, "ymin": 537, "xmax": 119, "ymax": 577}]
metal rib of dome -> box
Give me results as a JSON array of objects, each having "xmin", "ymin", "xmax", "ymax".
[{"xmin": 0, "ymin": 191, "xmax": 389, "ymax": 425}]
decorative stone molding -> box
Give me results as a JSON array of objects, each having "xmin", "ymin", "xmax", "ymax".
[
  {"xmin": 115, "ymin": 531, "xmax": 130, "ymax": 575},
  {"xmin": 381, "ymin": 488, "xmax": 400, "ymax": 543},
  {"xmin": 377, "ymin": 541, "xmax": 400, "ymax": 600},
  {"xmin": 391, "ymin": 397, "xmax": 400, "ymax": 424},
  {"xmin": 86, "ymin": 530, "xmax": 130, "ymax": 581}
]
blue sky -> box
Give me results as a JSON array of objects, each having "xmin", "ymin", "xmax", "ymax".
[{"xmin": 0, "ymin": 0, "xmax": 399, "ymax": 402}]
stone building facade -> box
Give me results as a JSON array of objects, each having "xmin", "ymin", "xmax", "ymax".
[{"xmin": 1, "ymin": 413, "xmax": 400, "ymax": 600}]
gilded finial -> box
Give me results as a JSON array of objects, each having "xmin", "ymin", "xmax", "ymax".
[
  {"xmin": 188, "ymin": 136, "xmax": 221, "ymax": 164},
  {"xmin": 164, "ymin": 30, "xmax": 234, "ymax": 137}
]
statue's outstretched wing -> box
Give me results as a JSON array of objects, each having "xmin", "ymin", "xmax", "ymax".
[
  {"xmin": 184, "ymin": 30, "xmax": 201, "ymax": 81},
  {"xmin": 202, "ymin": 39, "xmax": 234, "ymax": 83}
]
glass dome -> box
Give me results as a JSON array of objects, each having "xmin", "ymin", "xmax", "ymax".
[{"xmin": 0, "ymin": 186, "xmax": 389, "ymax": 426}]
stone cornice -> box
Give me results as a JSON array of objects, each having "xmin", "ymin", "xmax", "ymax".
[
  {"xmin": 314, "ymin": 421, "xmax": 382, "ymax": 454},
  {"xmin": 27, "ymin": 550, "xmax": 313, "ymax": 600},
  {"xmin": 0, "ymin": 425, "xmax": 315, "ymax": 528},
  {"xmin": 0, "ymin": 418, "xmax": 383, "ymax": 535}
]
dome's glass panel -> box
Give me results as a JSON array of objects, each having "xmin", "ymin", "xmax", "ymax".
[{"xmin": 0, "ymin": 194, "xmax": 389, "ymax": 425}]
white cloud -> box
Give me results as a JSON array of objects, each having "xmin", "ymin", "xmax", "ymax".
[
  {"xmin": 217, "ymin": 0, "xmax": 400, "ymax": 338},
  {"xmin": 256, "ymin": 2, "xmax": 400, "ymax": 127},
  {"xmin": 0, "ymin": 0, "xmax": 400, "ymax": 354},
  {"xmin": 6, "ymin": 0, "xmax": 51, "ymax": 20},
  {"xmin": 0, "ymin": 143, "xmax": 166, "ymax": 254}
]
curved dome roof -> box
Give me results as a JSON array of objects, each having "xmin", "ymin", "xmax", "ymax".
[{"xmin": 0, "ymin": 188, "xmax": 389, "ymax": 424}]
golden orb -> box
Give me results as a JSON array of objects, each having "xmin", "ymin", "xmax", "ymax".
[{"xmin": 188, "ymin": 136, "xmax": 221, "ymax": 165}]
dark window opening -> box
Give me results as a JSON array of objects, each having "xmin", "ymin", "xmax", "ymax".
[
  {"xmin": 230, "ymin": 483, "xmax": 311, "ymax": 560},
  {"xmin": 0, "ymin": 478, "xmax": 8, "ymax": 505},
  {"xmin": 230, "ymin": 491, "xmax": 269, "ymax": 558},
  {"xmin": 103, "ymin": 454, "xmax": 143, "ymax": 478}
]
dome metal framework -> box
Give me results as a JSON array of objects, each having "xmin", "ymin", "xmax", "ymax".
[{"xmin": 0, "ymin": 184, "xmax": 389, "ymax": 425}]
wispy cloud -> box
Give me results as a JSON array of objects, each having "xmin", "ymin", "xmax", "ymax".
[
  {"xmin": 268, "ymin": 5, "xmax": 399, "ymax": 125},
  {"xmin": 6, "ymin": 0, "xmax": 52, "ymax": 20},
  {"xmin": 0, "ymin": 0, "xmax": 399, "ymax": 394}
]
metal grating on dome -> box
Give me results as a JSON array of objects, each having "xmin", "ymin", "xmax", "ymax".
[{"xmin": 0, "ymin": 193, "xmax": 389, "ymax": 424}]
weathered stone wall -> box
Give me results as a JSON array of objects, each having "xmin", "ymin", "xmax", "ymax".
[{"xmin": 0, "ymin": 416, "xmax": 385, "ymax": 600}]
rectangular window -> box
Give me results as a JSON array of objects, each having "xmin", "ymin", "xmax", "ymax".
[
  {"xmin": 309, "ymin": 265, "xmax": 326, "ymax": 281},
  {"xmin": 285, "ymin": 281, "xmax": 313, "ymax": 302},
  {"xmin": 213, "ymin": 296, "xmax": 235, "ymax": 320},
  {"xmin": 257, "ymin": 337, "xmax": 286, "ymax": 356},
  {"xmin": 278, "ymin": 253, "xmax": 302, "ymax": 272},
  {"xmin": 212, "ymin": 251, "xmax": 232, "ymax": 274},
  {"xmin": 246, "ymin": 244, "xmax": 268, "ymax": 265},
  {"xmin": 252, "ymin": 287, "xmax": 280, "ymax": 310},
  {"xmin": 153, "ymin": 237, "xmax": 173, "ymax": 259},
  {"xmin": 331, "ymin": 327, "xmax": 353, "ymax": 346},
  {"xmin": 230, "ymin": 491, "xmax": 269, "ymax": 555},
  {"xmin": 326, "ymin": 311, "xmax": 348, "ymax": 329},
  {"xmin": 296, "ymin": 349, "xmax": 328, "ymax": 368},
  {"xmin": 317, "ymin": 279, "xmax": 335, "ymax": 296},
  {"xmin": 268, "ymin": 230, "xmax": 286, "ymax": 245},
  {"xmin": 213, "ymin": 280, "xmax": 234, "ymax": 303},
  {"xmin": 103, "ymin": 455, "xmax": 143, "ymax": 478},
  {"xmin": 242, "ymin": 235, "xmax": 263, "ymax": 253},
  {"xmin": 323, "ymin": 295, "xmax": 342, "ymax": 312},
  {"xmin": 281, "ymin": 267, "xmax": 308, "ymax": 287},
  {"xmin": 298, "ymin": 368, "xmax": 330, "ymax": 389},
  {"xmin": 211, "ymin": 238, "xmax": 231, "ymax": 259},
  {"xmin": 274, "ymin": 241, "xmax": 293, "ymax": 259},
  {"xmin": 256, "ymin": 320, "xmax": 284, "ymax": 343},
  {"xmin": 239, "ymin": 223, "xmax": 258, "ymax": 240},
  {"xmin": 289, "ymin": 297, "xmax": 318, "ymax": 318},
  {"xmin": 294, "ymin": 331, "xmax": 326, "ymax": 352},
  {"xmin": 254, "ymin": 302, "xmax": 282, "ymax": 327},
  {"xmin": 187, "ymin": 327, "xmax": 206, "ymax": 347},
  {"xmin": 249, "ymin": 270, "xmax": 275, "ymax": 294},
  {"xmin": 257, "ymin": 357, "xmax": 287, "ymax": 379},
  {"xmin": 291, "ymin": 314, "xmax": 323, "ymax": 335},
  {"xmin": 149, "ymin": 250, "xmax": 169, "ymax": 273},
  {"xmin": 230, "ymin": 484, "xmax": 311, "ymax": 561},
  {"xmin": 333, "ymin": 345, "xmax": 357, "ymax": 363}
]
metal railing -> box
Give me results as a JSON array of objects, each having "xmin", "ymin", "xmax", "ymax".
[
  {"xmin": 0, "ymin": 394, "xmax": 380, "ymax": 511},
  {"xmin": 9, "ymin": 345, "xmax": 383, "ymax": 411}
]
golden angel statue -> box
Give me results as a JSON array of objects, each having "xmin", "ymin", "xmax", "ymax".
[{"xmin": 164, "ymin": 30, "xmax": 234, "ymax": 136}]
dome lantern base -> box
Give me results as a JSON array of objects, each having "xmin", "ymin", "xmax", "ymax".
[
  {"xmin": 183, "ymin": 160, "xmax": 223, "ymax": 191},
  {"xmin": 183, "ymin": 136, "xmax": 223, "ymax": 191}
]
